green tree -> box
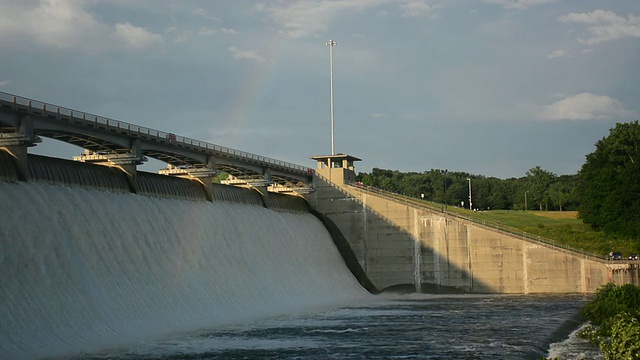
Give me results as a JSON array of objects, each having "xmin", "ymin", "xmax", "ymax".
[
  {"xmin": 578, "ymin": 121, "xmax": 640, "ymax": 239},
  {"xmin": 526, "ymin": 166, "xmax": 556, "ymax": 211},
  {"xmin": 486, "ymin": 178, "xmax": 512, "ymax": 210},
  {"xmin": 548, "ymin": 175, "xmax": 580, "ymax": 211}
]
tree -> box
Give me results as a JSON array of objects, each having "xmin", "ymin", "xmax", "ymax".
[
  {"xmin": 578, "ymin": 121, "xmax": 640, "ymax": 239},
  {"xmin": 486, "ymin": 178, "xmax": 512, "ymax": 210},
  {"xmin": 525, "ymin": 166, "xmax": 556, "ymax": 211},
  {"xmin": 356, "ymin": 167, "xmax": 578, "ymax": 212}
]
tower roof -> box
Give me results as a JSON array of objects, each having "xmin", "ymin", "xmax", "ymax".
[{"xmin": 310, "ymin": 153, "xmax": 361, "ymax": 162}]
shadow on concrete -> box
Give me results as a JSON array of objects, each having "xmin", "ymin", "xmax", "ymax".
[{"xmin": 305, "ymin": 174, "xmax": 493, "ymax": 294}]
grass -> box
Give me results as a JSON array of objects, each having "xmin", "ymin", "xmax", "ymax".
[
  {"xmin": 442, "ymin": 206, "xmax": 639, "ymax": 258},
  {"xmin": 356, "ymin": 185, "xmax": 639, "ymax": 259}
]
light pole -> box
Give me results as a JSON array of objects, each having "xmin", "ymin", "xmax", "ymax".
[
  {"xmin": 443, "ymin": 169, "xmax": 448, "ymax": 211},
  {"xmin": 467, "ymin": 178, "xmax": 472, "ymax": 210},
  {"xmin": 524, "ymin": 191, "xmax": 528, "ymax": 212},
  {"xmin": 326, "ymin": 39, "xmax": 337, "ymax": 155}
]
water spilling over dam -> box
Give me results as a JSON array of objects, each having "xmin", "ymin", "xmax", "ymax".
[{"xmin": 0, "ymin": 156, "xmax": 369, "ymax": 359}]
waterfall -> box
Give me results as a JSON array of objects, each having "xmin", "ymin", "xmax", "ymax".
[{"xmin": 0, "ymin": 182, "xmax": 369, "ymax": 359}]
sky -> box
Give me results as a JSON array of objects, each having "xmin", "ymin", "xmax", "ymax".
[{"xmin": 1, "ymin": 0, "xmax": 639, "ymax": 179}]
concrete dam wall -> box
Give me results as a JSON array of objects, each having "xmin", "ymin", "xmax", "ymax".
[{"xmin": 305, "ymin": 175, "xmax": 640, "ymax": 294}]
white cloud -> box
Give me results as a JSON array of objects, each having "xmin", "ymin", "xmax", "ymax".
[
  {"xmin": 399, "ymin": 1, "xmax": 439, "ymax": 18},
  {"xmin": 485, "ymin": 0, "xmax": 559, "ymax": 10},
  {"xmin": 0, "ymin": 0, "xmax": 163, "ymax": 53},
  {"xmin": 547, "ymin": 49, "xmax": 569, "ymax": 59},
  {"xmin": 114, "ymin": 22, "xmax": 164, "ymax": 50},
  {"xmin": 191, "ymin": 7, "xmax": 219, "ymax": 21},
  {"xmin": 198, "ymin": 27, "xmax": 217, "ymax": 36},
  {"xmin": 540, "ymin": 93, "xmax": 633, "ymax": 121},
  {"xmin": 254, "ymin": 0, "xmax": 406, "ymax": 38},
  {"xmin": 166, "ymin": 26, "xmax": 191, "ymax": 43},
  {"xmin": 222, "ymin": 28, "xmax": 241, "ymax": 35},
  {"xmin": 228, "ymin": 46, "xmax": 267, "ymax": 63},
  {"xmin": 558, "ymin": 9, "xmax": 640, "ymax": 45},
  {"xmin": 371, "ymin": 113, "xmax": 387, "ymax": 118},
  {"xmin": 0, "ymin": 80, "xmax": 11, "ymax": 87},
  {"xmin": 192, "ymin": 8, "xmax": 208, "ymax": 17}
]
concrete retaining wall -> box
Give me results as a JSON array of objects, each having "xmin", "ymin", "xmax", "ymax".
[{"xmin": 305, "ymin": 176, "xmax": 640, "ymax": 294}]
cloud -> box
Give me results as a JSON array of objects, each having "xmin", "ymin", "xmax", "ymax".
[
  {"xmin": 558, "ymin": 9, "xmax": 640, "ymax": 45},
  {"xmin": 198, "ymin": 27, "xmax": 217, "ymax": 36},
  {"xmin": 228, "ymin": 46, "xmax": 267, "ymax": 63},
  {"xmin": 485, "ymin": 0, "xmax": 559, "ymax": 10},
  {"xmin": 196, "ymin": 27, "xmax": 238, "ymax": 38},
  {"xmin": 0, "ymin": 80, "xmax": 11, "ymax": 87},
  {"xmin": 191, "ymin": 7, "xmax": 220, "ymax": 21},
  {"xmin": 547, "ymin": 49, "xmax": 569, "ymax": 59},
  {"xmin": 222, "ymin": 28, "xmax": 241, "ymax": 35},
  {"xmin": 192, "ymin": 8, "xmax": 208, "ymax": 18},
  {"xmin": 0, "ymin": 0, "xmax": 163, "ymax": 53},
  {"xmin": 114, "ymin": 22, "xmax": 164, "ymax": 50},
  {"xmin": 539, "ymin": 93, "xmax": 633, "ymax": 121},
  {"xmin": 399, "ymin": 1, "xmax": 439, "ymax": 18},
  {"xmin": 166, "ymin": 26, "xmax": 191, "ymax": 43},
  {"xmin": 254, "ymin": 0, "xmax": 400, "ymax": 38},
  {"xmin": 371, "ymin": 113, "xmax": 387, "ymax": 118}
]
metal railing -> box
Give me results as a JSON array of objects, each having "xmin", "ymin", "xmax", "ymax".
[
  {"xmin": 0, "ymin": 91, "xmax": 309, "ymax": 174},
  {"xmin": 345, "ymin": 182, "xmax": 604, "ymax": 260}
]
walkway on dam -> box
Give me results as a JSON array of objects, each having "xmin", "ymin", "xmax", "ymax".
[{"xmin": 0, "ymin": 91, "xmax": 312, "ymax": 191}]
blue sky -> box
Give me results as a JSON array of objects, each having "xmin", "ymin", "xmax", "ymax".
[{"xmin": 1, "ymin": 0, "xmax": 639, "ymax": 179}]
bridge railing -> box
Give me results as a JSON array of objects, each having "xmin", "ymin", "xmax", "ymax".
[
  {"xmin": 344, "ymin": 182, "xmax": 605, "ymax": 260},
  {"xmin": 0, "ymin": 91, "xmax": 309, "ymax": 174}
]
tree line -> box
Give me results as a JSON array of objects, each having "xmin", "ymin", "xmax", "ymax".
[
  {"xmin": 356, "ymin": 121, "xmax": 639, "ymax": 239},
  {"xmin": 356, "ymin": 166, "xmax": 579, "ymax": 212}
]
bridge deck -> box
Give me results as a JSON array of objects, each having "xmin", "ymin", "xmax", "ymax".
[{"xmin": 0, "ymin": 91, "xmax": 312, "ymax": 189}]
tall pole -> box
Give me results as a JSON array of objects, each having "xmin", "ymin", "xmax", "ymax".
[
  {"xmin": 467, "ymin": 178, "xmax": 472, "ymax": 210},
  {"xmin": 444, "ymin": 169, "xmax": 448, "ymax": 211},
  {"xmin": 326, "ymin": 39, "xmax": 336, "ymax": 155}
]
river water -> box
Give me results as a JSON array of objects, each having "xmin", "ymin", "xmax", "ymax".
[{"xmin": 73, "ymin": 294, "xmax": 600, "ymax": 360}]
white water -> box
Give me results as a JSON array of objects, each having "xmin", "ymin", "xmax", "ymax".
[{"xmin": 0, "ymin": 182, "xmax": 370, "ymax": 359}]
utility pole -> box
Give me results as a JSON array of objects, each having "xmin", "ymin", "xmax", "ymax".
[
  {"xmin": 326, "ymin": 39, "xmax": 337, "ymax": 155},
  {"xmin": 444, "ymin": 169, "xmax": 448, "ymax": 211},
  {"xmin": 467, "ymin": 178, "xmax": 472, "ymax": 210}
]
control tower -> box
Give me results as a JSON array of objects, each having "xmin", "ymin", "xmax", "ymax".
[{"xmin": 310, "ymin": 153, "xmax": 361, "ymax": 185}]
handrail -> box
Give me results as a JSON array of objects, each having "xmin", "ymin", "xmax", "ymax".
[
  {"xmin": 0, "ymin": 91, "xmax": 309, "ymax": 174},
  {"xmin": 344, "ymin": 182, "xmax": 604, "ymax": 260}
]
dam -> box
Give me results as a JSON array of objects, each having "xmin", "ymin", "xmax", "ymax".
[
  {"xmin": 0, "ymin": 150, "xmax": 607, "ymax": 359},
  {"xmin": 1, "ymin": 90, "xmax": 638, "ymax": 297},
  {"xmin": 0, "ymin": 154, "xmax": 370, "ymax": 358},
  {"xmin": 0, "ymin": 92, "xmax": 635, "ymax": 358}
]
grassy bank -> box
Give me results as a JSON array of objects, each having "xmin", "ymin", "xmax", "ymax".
[
  {"xmin": 357, "ymin": 185, "xmax": 638, "ymax": 258},
  {"xmin": 442, "ymin": 207, "xmax": 639, "ymax": 258}
]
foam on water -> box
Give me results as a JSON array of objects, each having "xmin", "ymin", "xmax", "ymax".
[
  {"xmin": 547, "ymin": 323, "xmax": 603, "ymax": 360},
  {"xmin": 0, "ymin": 182, "xmax": 369, "ymax": 359}
]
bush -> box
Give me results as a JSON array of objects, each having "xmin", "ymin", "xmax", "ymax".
[
  {"xmin": 602, "ymin": 312, "xmax": 640, "ymax": 359},
  {"xmin": 579, "ymin": 283, "xmax": 640, "ymax": 359}
]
